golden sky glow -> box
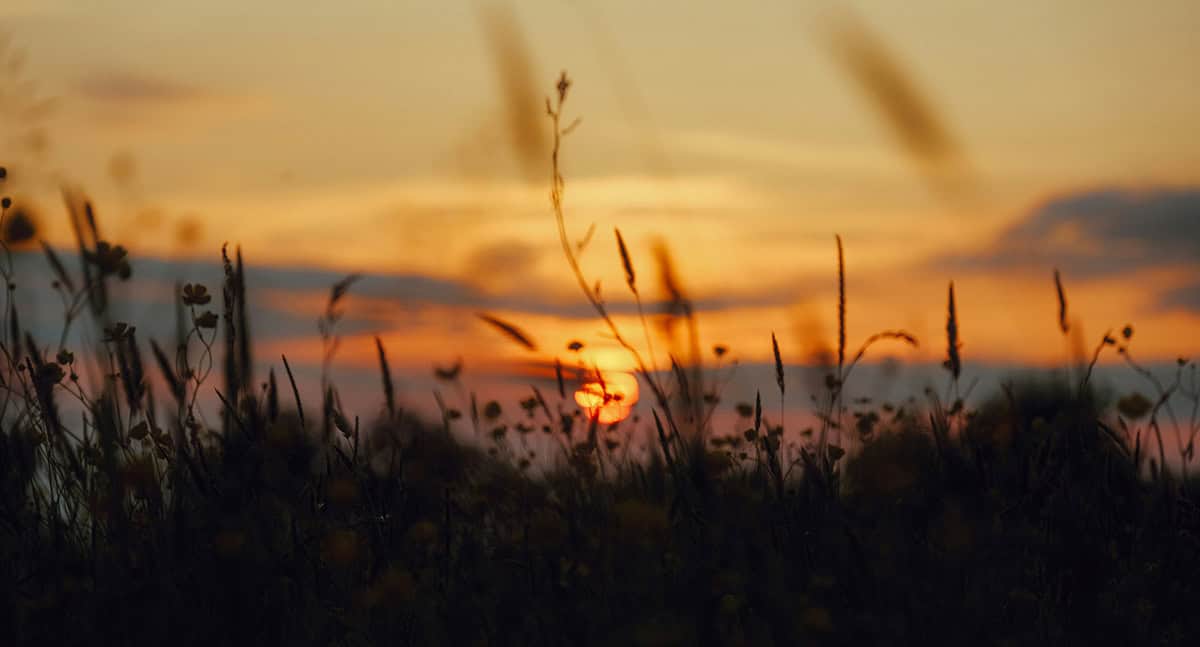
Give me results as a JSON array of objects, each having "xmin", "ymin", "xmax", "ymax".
[{"xmin": 2, "ymin": 0, "xmax": 1199, "ymax": 393}]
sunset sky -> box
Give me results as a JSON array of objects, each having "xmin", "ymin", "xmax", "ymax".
[{"xmin": 1, "ymin": 0, "xmax": 1198, "ymax": 422}]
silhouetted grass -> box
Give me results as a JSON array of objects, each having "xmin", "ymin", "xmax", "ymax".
[{"xmin": 2, "ymin": 68, "xmax": 1200, "ymax": 646}]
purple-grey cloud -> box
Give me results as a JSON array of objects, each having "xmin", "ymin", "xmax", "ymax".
[
  {"xmin": 15, "ymin": 247, "xmax": 809, "ymax": 354},
  {"xmin": 931, "ymin": 186, "xmax": 1200, "ymax": 313},
  {"xmin": 935, "ymin": 186, "xmax": 1200, "ymax": 277},
  {"xmin": 1157, "ymin": 281, "xmax": 1200, "ymax": 314}
]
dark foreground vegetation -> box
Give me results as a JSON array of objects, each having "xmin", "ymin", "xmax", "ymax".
[{"xmin": 3, "ymin": 77, "xmax": 1200, "ymax": 646}]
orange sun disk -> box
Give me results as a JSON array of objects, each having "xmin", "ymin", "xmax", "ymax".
[{"xmin": 574, "ymin": 372, "xmax": 639, "ymax": 424}]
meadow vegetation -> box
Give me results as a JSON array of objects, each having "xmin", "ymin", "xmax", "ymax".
[{"xmin": 1, "ymin": 75, "xmax": 1199, "ymax": 646}]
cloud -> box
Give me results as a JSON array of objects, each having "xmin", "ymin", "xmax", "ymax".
[
  {"xmin": 123, "ymin": 255, "xmax": 480, "ymax": 314},
  {"xmin": 76, "ymin": 73, "xmax": 212, "ymax": 104},
  {"xmin": 16, "ymin": 246, "xmax": 807, "ymax": 346},
  {"xmin": 1156, "ymin": 281, "xmax": 1200, "ymax": 314},
  {"xmin": 73, "ymin": 71, "xmax": 265, "ymax": 128},
  {"xmin": 464, "ymin": 238, "xmax": 543, "ymax": 288},
  {"xmin": 669, "ymin": 130, "xmax": 897, "ymax": 177},
  {"xmin": 937, "ymin": 186, "xmax": 1200, "ymax": 278}
]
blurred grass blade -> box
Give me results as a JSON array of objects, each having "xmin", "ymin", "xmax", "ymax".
[{"xmin": 477, "ymin": 313, "xmax": 538, "ymax": 351}]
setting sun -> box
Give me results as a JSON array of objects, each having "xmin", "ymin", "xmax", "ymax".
[{"xmin": 573, "ymin": 371, "xmax": 639, "ymax": 424}]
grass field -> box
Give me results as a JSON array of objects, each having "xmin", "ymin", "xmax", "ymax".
[{"xmin": 2, "ymin": 75, "xmax": 1200, "ymax": 646}]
